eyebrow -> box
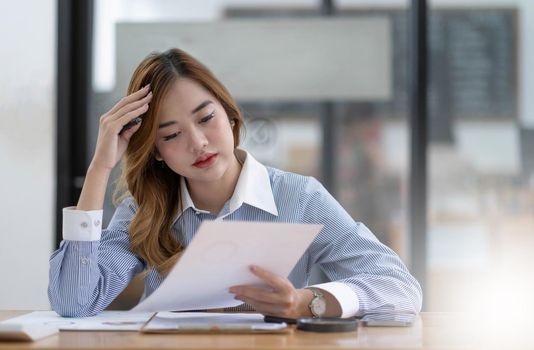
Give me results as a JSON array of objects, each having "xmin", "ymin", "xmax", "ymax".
[
  {"xmin": 191, "ymin": 100, "xmax": 213, "ymax": 114},
  {"xmin": 158, "ymin": 100, "xmax": 214, "ymax": 129},
  {"xmin": 159, "ymin": 120, "xmax": 176, "ymax": 129}
]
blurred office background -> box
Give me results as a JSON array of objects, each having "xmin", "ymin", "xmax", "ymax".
[{"xmin": 1, "ymin": 0, "xmax": 533, "ymax": 316}]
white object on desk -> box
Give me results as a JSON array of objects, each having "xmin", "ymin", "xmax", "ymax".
[
  {"xmin": 0, "ymin": 323, "xmax": 58, "ymax": 342},
  {"xmin": 1, "ymin": 311, "xmax": 153, "ymax": 332},
  {"xmin": 132, "ymin": 221, "xmax": 323, "ymax": 312},
  {"xmin": 142, "ymin": 312, "xmax": 287, "ymax": 333}
]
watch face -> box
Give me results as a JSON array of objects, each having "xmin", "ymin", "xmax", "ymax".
[{"xmin": 311, "ymin": 296, "xmax": 327, "ymax": 316}]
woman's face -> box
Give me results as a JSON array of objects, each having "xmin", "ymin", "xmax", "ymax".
[{"xmin": 154, "ymin": 77, "xmax": 237, "ymax": 184}]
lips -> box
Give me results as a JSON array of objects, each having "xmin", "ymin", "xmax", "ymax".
[{"xmin": 192, "ymin": 153, "xmax": 218, "ymax": 168}]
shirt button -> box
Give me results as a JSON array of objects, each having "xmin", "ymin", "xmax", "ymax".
[
  {"xmin": 80, "ymin": 257, "xmax": 89, "ymax": 265},
  {"xmin": 94, "ymin": 220, "xmax": 101, "ymax": 227},
  {"xmin": 81, "ymin": 222, "xmax": 88, "ymax": 228}
]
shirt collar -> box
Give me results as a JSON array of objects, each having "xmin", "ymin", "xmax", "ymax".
[{"xmin": 177, "ymin": 149, "xmax": 278, "ymax": 219}]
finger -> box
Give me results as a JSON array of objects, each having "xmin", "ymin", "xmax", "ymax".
[
  {"xmin": 236, "ymin": 292, "xmax": 281, "ymax": 307},
  {"xmin": 119, "ymin": 117, "xmax": 142, "ymax": 139},
  {"xmin": 235, "ymin": 296, "xmax": 287, "ymax": 317},
  {"xmin": 108, "ymin": 84, "xmax": 151, "ymax": 116},
  {"xmin": 115, "ymin": 103, "xmax": 149, "ymax": 134},
  {"xmin": 109, "ymin": 85, "xmax": 150, "ymax": 116},
  {"xmin": 230, "ymin": 286, "xmax": 281, "ymax": 304},
  {"xmin": 235, "ymin": 287, "xmax": 298, "ymax": 313},
  {"xmin": 248, "ymin": 265, "xmax": 293, "ymax": 293},
  {"xmin": 118, "ymin": 117, "xmax": 141, "ymax": 136},
  {"xmin": 111, "ymin": 91, "xmax": 152, "ymax": 122}
]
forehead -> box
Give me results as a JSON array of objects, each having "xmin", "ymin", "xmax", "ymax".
[{"xmin": 158, "ymin": 78, "xmax": 214, "ymax": 121}]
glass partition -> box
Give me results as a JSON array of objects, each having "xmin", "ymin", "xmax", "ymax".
[{"xmin": 427, "ymin": 0, "xmax": 533, "ymax": 322}]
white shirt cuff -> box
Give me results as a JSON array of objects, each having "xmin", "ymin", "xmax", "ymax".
[
  {"xmin": 309, "ymin": 281, "xmax": 360, "ymax": 318},
  {"xmin": 62, "ymin": 206, "xmax": 103, "ymax": 241}
]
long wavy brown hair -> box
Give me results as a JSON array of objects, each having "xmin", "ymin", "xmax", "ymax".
[{"xmin": 114, "ymin": 48, "xmax": 244, "ymax": 276}]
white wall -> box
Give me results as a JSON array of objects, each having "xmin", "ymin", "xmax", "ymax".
[
  {"xmin": 92, "ymin": 0, "xmax": 320, "ymax": 92},
  {"xmin": 0, "ymin": 1, "xmax": 56, "ymax": 309}
]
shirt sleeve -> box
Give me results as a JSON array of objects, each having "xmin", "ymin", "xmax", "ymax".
[
  {"xmin": 62, "ymin": 207, "xmax": 103, "ymax": 241},
  {"xmin": 309, "ymin": 281, "xmax": 360, "ymax": 318},
  {"xmin": 48, "ymin": 198, "xmax": 144, "ymax": 317},
  {"xmin": 300, "ymin": 177, "xmax": 423, "ymax": 317}
]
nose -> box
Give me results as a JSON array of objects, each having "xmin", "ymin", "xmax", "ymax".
[{"xmin": 187, "ymin": 127, "xmax": 208, "ymax": 153}]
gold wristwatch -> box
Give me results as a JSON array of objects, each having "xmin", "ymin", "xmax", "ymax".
[{"xmin": 308, "ymin": 288, "xmax": 327, "ymax": 318}]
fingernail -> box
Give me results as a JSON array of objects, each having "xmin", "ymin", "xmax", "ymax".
[{"xmin": 250, "ymin": 265, "xmax": 257, "ymax": 272}]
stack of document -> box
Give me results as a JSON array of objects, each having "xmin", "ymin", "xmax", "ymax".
[
  {"xmin": 1, "ymin": 311, "xmax": 153, "ymax": 332},
  {"xmin": 1, "ymin": 311, "xmax": 287, "ymax": 334},
  {"xmin": 142, "ymin": 312, "xmax": 289, "ymax": 333}
]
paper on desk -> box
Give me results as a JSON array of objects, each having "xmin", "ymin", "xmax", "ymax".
[
  {"xmin": 0, "ymin": 311, "xmax": 153, "ymax": 331},
  {"xmin": 142, "ymin": 312, "xmax": 287, "ymax": 332},
  {"xmin": 132, "ymin": 221, "xmax": 322, "ymax": 312}
]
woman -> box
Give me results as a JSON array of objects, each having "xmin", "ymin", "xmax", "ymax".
[{"xmin": 48, "ymin": 48, "xmax": 422, "ymax": 318}]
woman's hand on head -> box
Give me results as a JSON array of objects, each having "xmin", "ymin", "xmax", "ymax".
[
  {"xmin": 229, "ymin": 265, "xmax": 314, "ymax": 319},
  {"xmin": 90, "ymin": 85, "xmax": 152, "ymax": 172}
]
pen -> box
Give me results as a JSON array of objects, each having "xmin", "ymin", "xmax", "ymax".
[
  {"xmin": 119, "ymin": 117, "xmax": 142, "ymax": 135},
  {"xmin": 263, "ymin": 315, "xmax": 297, "ymax": 324}
]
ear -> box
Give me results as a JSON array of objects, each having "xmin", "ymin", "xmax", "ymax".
[
  {"xmin": 230, "ymin": 119, "xmax": 236, "ymax": 128},
  {"xmin": 154, "ymin": 148, "xmax": 163, "ymax": 162}
]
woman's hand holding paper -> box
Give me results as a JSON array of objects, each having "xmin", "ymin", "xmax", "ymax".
[{"xmin": 229, "ymin": 265, "xmax": 314, "ymax": 319}]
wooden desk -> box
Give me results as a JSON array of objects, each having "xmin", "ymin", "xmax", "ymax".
[{"xmin": 0, "ymin": 311, "xmax": 518, "ymax": 350}]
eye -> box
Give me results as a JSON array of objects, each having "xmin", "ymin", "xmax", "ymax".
[
  {"xmin": 163, "ymin": 132, "xmax": 181, "ymax": 141},
  {"xmin": 200, "ymin": 112, "xmax": 215, "ymax": 123}
]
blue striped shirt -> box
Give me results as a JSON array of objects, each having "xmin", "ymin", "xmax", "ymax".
[{"xmin": 48, "ymin": 150, "xmax": 422, "ymax": 317}]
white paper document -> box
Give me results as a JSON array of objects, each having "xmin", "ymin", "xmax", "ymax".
[
  {"xmin": 132, "ymin": 221, "xmax": 323, "ymax": 312},
  {"xmin": 142, "ymin": 312, "xmax": 287, "ymax": 333},
  {"xmin": 0, "ymin": 311, "xmax": 153, "ymax": 331}
]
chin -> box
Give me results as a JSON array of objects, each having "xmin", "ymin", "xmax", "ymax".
[{"xmin": 192, "ymin": 163, "xmax": 228, "ymax": 182}]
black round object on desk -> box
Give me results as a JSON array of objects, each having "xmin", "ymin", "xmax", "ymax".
[{"xmin": 296, "ymin": 317, "xmax": 358, "ymax": 333}]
